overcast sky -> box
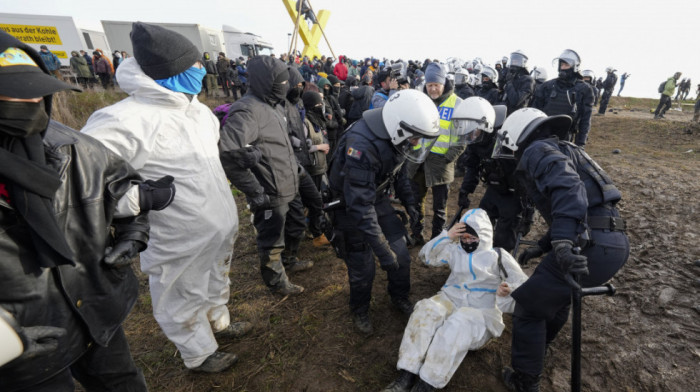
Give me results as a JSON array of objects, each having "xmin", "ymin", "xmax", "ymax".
[{"xmin": 3, "ymin": 0, "xmax": 698, "ymax": 98}]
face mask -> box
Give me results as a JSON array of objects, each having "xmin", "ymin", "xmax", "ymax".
[
  {"xmin": 0, "ymin": 100, "xmax": 49, "ymax": 138},
  {"xmin": 332, "ymin": 86, "xmax": 340, "ymax": 97},
  {"xmin": 271, "ymin": 81, "xmax": 289, "ymax": 102},
  {"xmin": 558, "ymin": 68, "xmax": 575, "ymax": 80},
  {"xmin": 154, "ymin": 66, "xmax": 206, "ymax": 95},
  {"xmin": 460, "ymin": 238, "xmax": 479, "ymax": 253},
  {"xmin": 312, "ymin": 104, "xmax": 325, "ymax": 116},
  {"xmin": 286, "ymin": 86, "xmax": 303, "ymax": 103}
]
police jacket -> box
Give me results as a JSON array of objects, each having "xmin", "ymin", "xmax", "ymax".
[
  {"xmin": 532, "ymin": 77, "xmax": 594, "ymax": 146},
  {"xmin": 477, "ymin": 82, "xmax": 499, "ymax": 104},
  {"xmin": 602, "ymin": 73, "xmax": 618, "ymax": 92},
  {"xmin": 459, "ymin": 135, "xmax": 519, "ymax": 196},
  {"xmin": 220, "ymin": 56, "xmax": 299, "ymax": 207},
  {"xmin": 328, "ymin": 111, "xmax": 416, "ymax": 252},
  {"xmin": 501, "ymin": 68, "xmax": 535, "ymax": 114},
  {"xmin": 455, "ymin": 84, "xmax": 476, "ymax": 100},
  {"xmin": 516, "ymin": 138, "xmax": 622, "ymax": 248},
  {"xmin": 0, "ymin": 122, "xmax": 148, "ymax": 390}
]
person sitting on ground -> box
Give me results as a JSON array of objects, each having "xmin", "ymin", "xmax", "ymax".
[{"xmin": 382, "ymin": 208, "xmax": 527, "ymax": 392}]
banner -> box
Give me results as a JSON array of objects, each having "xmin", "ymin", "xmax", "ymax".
[{"xmin": 0, "ymin": 24, "xmax": 64, "ymax": 45}]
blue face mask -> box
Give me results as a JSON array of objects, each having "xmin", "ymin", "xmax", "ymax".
[{"xmin": 155, "ymin": 66, "xmax": 207, "ymax": 95}]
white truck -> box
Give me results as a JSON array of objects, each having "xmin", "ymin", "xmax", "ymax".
[
  {"xmin": 222, "ymin": 24, "xmax": 274, "ymax": 60},
  {"xmin": 101, "ymin": 20, "xmax": 224, "ymax": 59},
  {"xmin": 0, "ymin": 12, "xmax": 107, "ymax": 67}
]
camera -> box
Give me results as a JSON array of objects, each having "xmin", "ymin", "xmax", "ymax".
[{"xmin": 389, "ymin": 62, "xmax": 408, "ymax": 85}]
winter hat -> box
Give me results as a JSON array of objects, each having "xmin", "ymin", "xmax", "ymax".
[
  {"xmin": 425, "ymin": 63, "xmax": 446, "ymax": 85},
  {"xmin": 130, "ymin": 22, "xmax": 200, "ymax": 80},
  {"xmin": 302, "ymin": 91, "xmax": 324, "ymax": 110},
  {"xmin": 40, "ymin": 45, "xmax": 48, "ymax": 50},
  {"xmin": 327, "ymin": 74, "xmax": 342, "ymax": 85}
]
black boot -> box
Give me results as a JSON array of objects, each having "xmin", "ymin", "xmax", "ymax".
[
  {"xmin": 410, "ymin": 378, "xmax": 436, "ymax": 392},
  {"xmin": 282, "ymin": 237, "xmax": 313, "ymax": 274},
  {"xmin": 352, "ymin": 311, "xmax": 373, "ymax": 335},
  {"xmin": 381, "ymin": 370, "xmax": 416, "ymax": 392},
  {"xmin": 502, "ymin": 367, "xmax": 540, "ymax": 392},
  {"xmin": 392, "ymin": 297, "xmax": 414, "ymax": 315}
]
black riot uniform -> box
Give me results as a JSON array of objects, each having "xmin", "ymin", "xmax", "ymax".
[
  {"xmin": 597, "ymin": 71, "xmax": 618, "ymax": 114},
  {"xmin": 476, "ymin": 81, "xmax": 500, "ymax": 105},
  {"xmin": 532, "ymin": 72, "xmax": 594, "ymax": 147},
  {"xmin": 328, "ymin": 110, "xmax": 417, "ymax": 319},
  {"xmin": 500, "ymin": 67, "xmax": 535, "ymax": 115},
  {"xmin": 457, "ymin": 133, "xmax": 525, "ymax": 252},
  {"xmin": 507, "ymin": 137, "xmax": 629, "ymax": 389}
]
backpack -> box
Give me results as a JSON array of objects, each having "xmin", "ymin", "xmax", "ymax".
[
  {"xmin": 658, "ymin": 81, "xmax": 666, "ymax": 94},
  {"xmin": 213, "ymin": 103, "xmax": 232, "ymax": 129}
]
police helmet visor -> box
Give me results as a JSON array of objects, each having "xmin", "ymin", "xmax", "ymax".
[
  {"xmin": 510, "ymin": 52, "xmax": 527, "ymax": 68},
  {"xmin": 491, "ymin": 132, "xmax": 516, "ymax": 160},
  {"xmin": 454, "ymin": 73, "xmax": 467, "ymax": 85},
  {"xmin": 551, "ymin": 49, "xmax": 580, "ymax": 71},
  {"xmin": 400, "ymin": 120, "xmax": 438, "ymax": 164}
]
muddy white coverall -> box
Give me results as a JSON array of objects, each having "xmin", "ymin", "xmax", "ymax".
[
  {"xmin": 396, "ymin": 208, "xmax": 527, "ymax": 388},
  {"xmin": 82, "ymin": 57, "xmax": 239, "ymax": 368}
]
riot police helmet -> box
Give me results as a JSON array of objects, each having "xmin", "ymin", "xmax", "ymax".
[
  {"xmin": 530, "ymin": 67, "xmax": 548, "ymax": 83},
  {"xmin": 552, "ymin": 49, "xmax": 581, "ymax": 72},
  {"xmin": 480, "ymin": 65, "xmax": 499, "ymax": 84},
  {"xmin": 509, "ymin": 50, "xmax": 528, "ymax": 69},
  {"xmin": 449, "ymin": 96, "xmax": 496, "ymax": 145},
  {"xmin": 491, "ymin": 108, "xmax": 572, "ymax": 159}
]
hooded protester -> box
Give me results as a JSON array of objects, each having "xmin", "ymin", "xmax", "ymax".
[
  {"xmin": 382, "ymin": 209, "xmax": 527, "ymax": 392},
  {"xmin": 0, "ymin": 30, "xmax": 162, "ymax": 391},
  {"xmin": 82, "ymin": 22, "xmax": 246, "ymax": 374},
  {"xmin": 324, "ymin": 74, "xmax": 346, "ymax": 153},
  {"xmin": 70, "ymin": 50, "xmax": 92, "ymax": 89},
  {"xmin": 333, "ymin": 55, "xmax": 348, "ymax": 81},
  {"xmin": 302, "ymin": 90, "xmax": 330, "ymax": 182},
  {"xmin": 348, "ymin": 78, "xmax": 375, "ymax": 124},
  {"xmin": 407, "ymin": 62, "xmax": 466, "ymax": 242},
  {"xmin": 220, "ymin": 55, "xmax": 311, "ymax": 297},
  {"xmin": 323, "ymin": 56, "xmax": 334, "ymax": 75},
  {"xmin": 317, "ymin": 76, "xmax": 341, "ymax": 156}
]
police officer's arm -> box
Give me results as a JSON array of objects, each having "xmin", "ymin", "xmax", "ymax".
[
  {"xmin": 509, "ymin": 76, "xmax": 536, "ymax": 109},
  {"xmin": 444, "ymin": 136, "xmax": 467, "ymax": 163},
  {"xmin": 459, "ymin": 148, "xmax": 481, "ymax": 196},
  {"xmin": 219, "ymin": 107, "xmax": 264, "ymax": 198},
  {"xmin": 574, "ymin": 83, "xmax": 594, "ymax": 146},
  {"xmin": 393, "ymin": 164, "xmax": 416, "ymax": 207},
  {"xmin": 519, "ymin": 141, "xmax": 588, "ymax": 244},
  {"xmin": 531, "ymin": 82, "xmax": 547, "ymax": 110}
]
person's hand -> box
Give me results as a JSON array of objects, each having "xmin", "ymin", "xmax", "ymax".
[
  {"xmin": 552, "ymin": 240, "xmax": 589, "ymax": 276},
  {"xmin": 405, "ymin": 205, "xmax": 420, "ymax": 227},
  {"xmin": 139, "ymin": 175, "xmax": 176, "ymax": 211},
  {"xmin": 18, "ymin": 326, "xmax": 66, "ymax": 360},
  {"xmin": 389, "ymin": 78, "xmax": 399, "ymax": 90},
  {"xmin": 448, "ymin": 222, "xmax": 466, "ymax": 241},
  {"xmin": 248, "ymin": 193, "xmax": 270, "ymax": 213},
  {"xmin": 378, "ymin": 250, "xmax": 399, "ymax": 272},
  {"xmin": 458, "ymin": 192, "xmax": 470, "ymax": 210},
  {"xmin": 104, "ymin": 240, "xmax": 143, "ymax": 268},
  {"xmin": 517, "ymin": 245, "xmax": 544, "ymax": 266},
  {"xmin": 317, "ymin": 143, "xmax": 330, "ymax": 154},
  {"xmin": 496, "ymin": 282, "xmax": 511, "ymax": 297}
]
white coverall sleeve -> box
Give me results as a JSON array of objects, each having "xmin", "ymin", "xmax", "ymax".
[
  {"xmin": 419, "ymin": 230, "xmax": 457, "ymax": 268},
  {"xmin": 496, "ymin": 251, "xmax": 529, "ymax": 314},
  {"xmin": 113, "ymin": 185, "xmax": 141, "ymax": 218}
]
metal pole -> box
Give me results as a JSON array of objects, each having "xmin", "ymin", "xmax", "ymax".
[{"xmin": 305, "ymin": 0, "xmax": 336, "ymax": 59}]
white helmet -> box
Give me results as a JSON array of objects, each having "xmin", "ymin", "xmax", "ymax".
[
  {"xmin": 551, "ymin": 49, "xmax": 581, "ymax": 72},
  {"xmin": 581, "ymin": 69, "xmax": 595, "ymax": 80},
  {"xmin": 530, "ymin": 67, "xmax": 548, "ymax": 83},
  {"xmin": 492, "ymin": 108, "xmax": 572, "ymax": 159},
  {"xmin": 450, "ymin": 97, "xmax": 496, "ymax": 145},
  {"xmin": 605, "ymin": 66, "xmax": 616, "ymax": 73},
  {"xmin": 454, "ymin": 69, "xmax": 470, "ymax": 86},
  {"xmin": 364, "ymin": 89, "xmax": 440, "ymax": 163},
  {"xmin": 509, "ymin": 50, "xmax": 528, "ymax": 69},
  {"xmin": 480, "ymin": 65, "xmax": 499, "ymax": 84},
  {"xmin": 467, "ymin": 73, "xmax": 480, "ymax": 87}
]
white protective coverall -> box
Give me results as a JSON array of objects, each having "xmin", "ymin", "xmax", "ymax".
[
  {"xmin": 396, "ymin": 208, "xmax": 528, "ymax": 388},
  {"xmin": 82, "ymin": 57, "xmax": 239, "ymax": 368}
]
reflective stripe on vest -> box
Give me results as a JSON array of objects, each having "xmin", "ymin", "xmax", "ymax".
[{"xmin": 432, "ymin": 94, "xmax": 459, "ymax": 155}]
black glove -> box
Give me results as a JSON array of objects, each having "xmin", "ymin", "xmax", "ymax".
[
  {"xmin": 139, "ymin": 175, "xmax": 176, "ymax": 211},
  {"xmin": 518, "ymin": 245, "xmax": 543, "ymax": 266},
  {"xmin": 248, "ymin": 192, "xmax": 271, "ymax": 213},
  {"xmin": 104, "ymin": 240, "xmax": 144, "ymax": 268},
  {"xmin": 516, "ymin": 219, "xmax": 532, "ymax": 237},
  {"xmin": 458, "ymin": 192, "xmax": 470, "ymax": 210},
  {"xmin": 18, "ymin": 326, "xmax": 66, "ymax": 360},
  {"xmin": 375, "ymin": 242, "xmax": 399, "ymax": 272},
  {"xmin": 405, "ymin": 205, "xmax": 420, "ymax": 227},
  {"xmin": 552, "ymin": 240, "xmax": 589, "ymax": 276}
]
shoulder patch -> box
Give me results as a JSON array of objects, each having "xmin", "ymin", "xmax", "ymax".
[{"xmin": 347, "ymin": 147, "xmax": 363, "ymax": 160}]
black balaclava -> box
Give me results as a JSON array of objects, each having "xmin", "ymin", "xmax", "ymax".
[
  {"xmin": 0, "ymin": 100, "xmax": 49, "ymax": 138},
  {"xmin": 459, "ymin": 224, "xmax": 480, "ymax": 253},
  {"xmin": 286, "ymin": 85, "xmax": 303, "ymax": 104},
  {"xmin": 271, "ymin": 69, "xmax": 290, "ymax": 103}
]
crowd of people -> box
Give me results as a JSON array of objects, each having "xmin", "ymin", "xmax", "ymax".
[{"xmin": 0, "ymin": 23, "xmax": 638, "ymax": 392}]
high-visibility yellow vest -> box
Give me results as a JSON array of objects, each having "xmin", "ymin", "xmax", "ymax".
[{"xmin": 414, "ymin": 93, "xmax": 459, "ymax": 155}]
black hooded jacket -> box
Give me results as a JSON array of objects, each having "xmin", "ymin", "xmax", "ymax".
[
  {"xmin": 284, "ymin": 67, "xmax": 312, "ymax": 167},
  {"xmin": 220, "ymin": 55, "xmax": 299, "ymax": 207}
]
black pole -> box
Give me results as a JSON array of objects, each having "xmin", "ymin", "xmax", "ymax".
[{"xmin": 570, "ymin": 273, "xmax": 582, "ymax": 392}]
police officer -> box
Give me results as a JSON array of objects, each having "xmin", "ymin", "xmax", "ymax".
[
  {"xmin": 532, "ymin": 49, "xmax": 594, "ymax": 147},
  {"xmin": 454, "ymin": 69, "xmax": 475, "ymax": 99},
  {"xmin": 476, "ymin": 65, "xmax": 500, "ymax": 104},
  {"xmin": 457, "ymin": 98, "xmax": 525, "ymax": 252},
  {"xmin": 328, "ymin": 90, "xmax": 440, "ymax": 334},
  {"xmin": 582, "ymin": 70, "xmax": 599, "ymax": 106},
  {"xmin": 407, "ymin": 63, "xmax": 465, "ymax": 243},
  {"xmin": 596, "ymin": 66, "xmax": 618, "ymax": 115},
  {"xmin": 500, "ymin": 50, "xmax": 535, "ymax": 115},
  {"xmin": 528, "ymin": 67, "xmax": 547, "ymax": 106},
  {"xmin": 492, "ymin": 108, "xmax": 629, "ymax": 391}
]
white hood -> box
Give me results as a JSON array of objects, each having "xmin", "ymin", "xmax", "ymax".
[{"xmin": 116, "ymin": 57, "xmax": 191, "ymax": 107}]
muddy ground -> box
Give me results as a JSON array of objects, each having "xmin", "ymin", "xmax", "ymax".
[{"xmin": 108, "ymin": 97, "xmax": 699, "ymax": 392}]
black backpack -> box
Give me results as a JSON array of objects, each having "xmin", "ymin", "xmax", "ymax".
[{"xmin": 658, "ymin": 81, "xmax": 666, "ymax": 94}]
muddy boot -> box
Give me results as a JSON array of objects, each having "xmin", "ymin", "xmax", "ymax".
[
  {"xmin": 502, "ymin": 367, "xmax": 540, "ymax": 392},
  {"xmin": 282, "ymin": 237, "xmax": 314, "ymax": 274},
  {"xmin": 381, "ymin": 370, "xmax": 416, "ymax": 392},
  {"xmin": 392, "ymin": 297, "xmax": 414, "ymax": 315},
  {"xmin": 190, "ymin": 351, "xmax": 238, "ymax": 373},
  {"xmin": 313, "ymin": 233, "xmax": 331, "ymax": 247},
  {"xmin": 410, "ymin": 379, "xmax": 436, "ymax": 392},
  {"xmin": 353, "ymin": 311, "xmax": 373, "ymax": 335},
  {"xmin": 273, "ymin": 282, "xmax": 305, "ymax": 296},
  {"xmin": 214, "ymin": 321, "xmax": 253, "ymax": 340}
]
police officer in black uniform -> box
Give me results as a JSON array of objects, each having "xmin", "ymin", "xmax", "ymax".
[
  {"xmin": 532, "ymin": 49, "xmax": 594, "ymax": 147},
  {"xmin": 328, "ymin": 90, "xmax": 440, "ymax": 334},
  {"xmin": 476, "ymin": 65, "xmax": 500, "ymax": 105},
  {"xmin": 492, "ymin": 108, "xmax": 629, "ymax": 391},
  {"xmin": 596, "ymin": 67, "xmax": 618, "ymax": 115},
  {"xmin": 582, "ymin": 70, "xmax": 599, "ymax": 107},
  {"xmin": 500, "ymin": 50, "xmax": 536, "ymax": 115}
]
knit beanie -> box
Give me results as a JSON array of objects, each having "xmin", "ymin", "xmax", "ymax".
[
  {"xmin": 327, "ymin": 74, "xmax": 342, "ymax": 85},
  {"xmin": 302, "ymin": 91, "xmax": 324, "ymax": 110},
  {"xmin": 425, "ymin": 63, "xmax": 446, "ymax": 85},
  {"xmin": 130, "ymin": 22, "xmax": 200, "ymax": 80}
]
